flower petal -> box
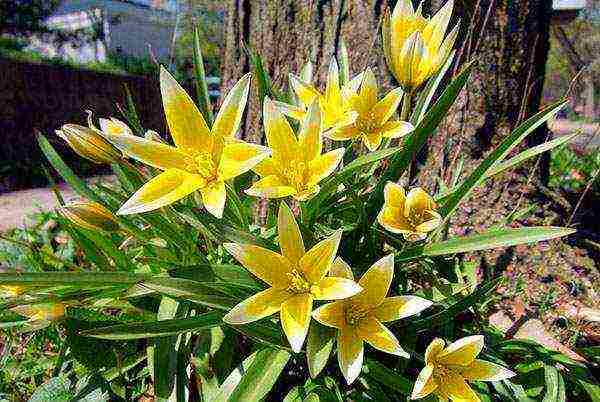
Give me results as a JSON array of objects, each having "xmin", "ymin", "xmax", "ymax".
[
  {"xmin": 104, "ymin": 133, "xmax": 188, "ymax": 170},
  {"xmin": 289, "ymin": 74, "xmax": 321, "ymax": 106},
  {"xmin": 411, "ymin": 364, "xmax": 438, "ymax": 400},
  {"xmin": 352, "ymin": 254, "xmax": 394, "ymax": 309},
  {"xmin": 212, "ymin": 73, "xmax": 251, "ymax": 139},
  {"xmin": 325, "ymin": 59, "xmax": 342, "ymax": 106},
  {"xmin": 99, "ymin": 117, "xmax": 132, "ymax": 136},
  {"xmin": 200, "ymin": 180, "xmax": 226, "ymax": 218},
  {"xmin": 425, "ymin": 338, "xmax": 446, "ymax": 365},
  {"xmin": 438, "ymin": 372, "xmax": 480, "ymax": 402},
  {"xmin": 160, "ymin": 66, "xmax": 212, "ymax": 151},
  {"xmin": 374, "ymin": 296, "xmax": 432, "ymax": 322},
  {"xmin": 298, "ymin": 101, "xmax": 322, "ymax": 162},
  {"xmin": 245, "ymin": 175, "xmax": 297, "ymax": 199},
  {"xmin": 118, "ymin": 169, "xmax": 204, "ymax": 215},
  {"xmin": 278, "ymin": 201, "xmax": 305, "ymax": 264},
  {"xmin": 313, "ymin": 277, "xmax": 362, "ymax": 300},
  {"xmin": 263, "ymin": 98, "xmax": 300, "ymax": 163},
  {"xmin": 404, "ymin": 187, "xmax": 437, "ymax": 218},
  {"xmin": 274, "ymin": 100, "xmax": 307, "ymax": 121},
  {"xmin": 384, "ymin": 181, "xmax": 406, "ymax": 207},
  {"xmin": 359, "ymin": 68, "xmax": 378, "ymax": 110},
  {"xmin": 252, "ymin": 157, "xmax": 280, "ymax": 177},
  {"xmin": 299, "ymin": 230, "xmax": 342, "ymax": 284},
  {"xmin": 437, "ymin": 335, "xmax": 484, "ymax": 366},
  {"xmin": 460, "ymin": 359, "xmax": 516, "ymax": 382},
  {"xmin": 341, "ymin": 71, "xmax": 364, "ymax": 98},
  {"xmin": 307, "ymin": 148, "xmax": 345, "ymax": 187},
  {"xmin": 219, "ymin": 141, "xmax": 271, "ymax": 180},
  {"xmin": 421, "ymin": 0, "xmax": 453, "ymax": 53},
  {"xmin": 381, "ymin": 120, "xmax": 414, "ymax": 139},
  {"xmin": 312, "ymin": 301, "xmax": 347, "ymax": 329},
  {"xmin": 377, "ymin": 205, "xmax": 415, "ymax": 235},
  {"xmin": 324, "ymin": 124, "xmax": 359, "ymax": 141},
  {"xmin": 223, "ymin": 243, "xmax": 293, "ymax": 287},
  {"xmin": 415, "ymin": 210, "xmax": 442, "ymax": 233},
  {"xmin": 337, "ymin": 328, "xmax": 364, "ymax": 385},
  {"xmin": 363, "ymin": 131, "xmax": 383, "ymax": 151},
  {"xmin": 281, "ymin": 293, "xmax": 313, "ymax": 352},
  {"xmin": 356, "ymin": 316, "xmax": 408, "ymax": 357},
  {"xmin": 330, "ymin": 257, "xmax": 354, "ymax": 280},
  {"xmin": 223, "ymin": 287, "xmax": 289, "ymax": 325},
  {"xmin": 373, "ymin": 87, "xmax": 404, "ymax": 125}
]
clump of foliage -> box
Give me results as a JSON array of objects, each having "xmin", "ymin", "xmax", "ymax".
[
  {"xmin": 1, "ymin": 2, "xmax": 598, "ymax": 401},
  {"xmin": 550, "ymin": 144, "xmax": 599, "ymax": 193}
]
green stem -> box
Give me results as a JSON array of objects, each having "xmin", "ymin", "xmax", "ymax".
[{"xmin": 400, "ymin": 90, "xmax": 413, "ymax": 122}]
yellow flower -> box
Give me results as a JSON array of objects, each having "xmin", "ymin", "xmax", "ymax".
[
  {"xmin": 103, "ymin": 67, "xmax": 270, "ymax": 218},
  {"xmin": 412, "ymin": 336, "xmax": 516, "ymax": 402},
  {"xmin": 56, "ymin": 124, "xmax": 121, "ymax": 164},
  {"xmin": 377, "ymin": 182, "xmax": 442, "ymax": 241},
  {"xmin": 382, "ymin": 0, "xmax": 458, "ymax": 89},
  {"xmin": 98, "ymin": 117, "xmax": 133, "ymax": 136},
  {"xmin": 0, "ymin": 285, "xmax": 25, "ymax": 298},
  {"xmin": 325, "ymin": 68, "xmax": 414, "ymax": 151},
  {"xmin": 12, "ymin": 302, "xmax": 66, "ymax": 322},
  {"xmin": 58, "ymin": 201, "xmax": 120, "ymax": 233},
  {"xmin": 275, "ymin": 58, "xmax": 362, "ymax": 130},
  {"xmin": 223, "ymin": 202, "xmax": 362, "ymax": 353},
  {"xmin": 312, "ymin": 255, "xmax": 432, "ymax": 384},
  {"xmin": 246, "ymin": 98, "xmax": 345, "ymax": 201}
]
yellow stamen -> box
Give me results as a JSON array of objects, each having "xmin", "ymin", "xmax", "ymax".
[
  {"xmin": 344, "ymin": 304, "xmax": 370, "ymax": 326},
  {"xmin": 286, "ymin": 269, "xmax": 311, "ymax": 294}
]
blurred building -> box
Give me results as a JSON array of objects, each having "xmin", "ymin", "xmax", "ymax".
[{"xmin": 27, "ymin": 0, "xmax": 178, "ymax": 63}]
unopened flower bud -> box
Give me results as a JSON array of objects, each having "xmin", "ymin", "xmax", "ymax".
[
  {"xmin": 12, "ymin": 302, "xmax": 66, "ymax": 322},
  {"xmin": 59, "ymin": 201, "xmax": 120, "ymax": 232},
  {"xmin": 144, "ymin": 129, "xmax": 165, "ymax": 143},
  {"xmin": 0, "ymin": 285, "xmax": 25, "ymax": 298},
  {"xmin": 57, "ymin": 124, "xmax": 121, "ymax": 164}
]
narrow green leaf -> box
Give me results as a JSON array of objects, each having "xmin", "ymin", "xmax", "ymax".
[
  {"xmin": 213, "ymin": 351, "xmax": 258, "ymax": 402},
  {"xmin": 423, "ymin": 226, "xmax": 575, "ymax": 256},
  {"xmin": 193, "ymin": 25, "xmax": 214, "ymax": 126},
  {"xmin": 368, "ymin": 61, "xmax": 475, "ymax": 217},
  {"xmin": 306, "ymin": 322, "xmax": 335, "ymax": 378},
  {"xmin": 0, "ymin": 272, "xmax": 149, "ymax": 286},
  {"xmin": 440, "ymin": 99, "xmax": 567, "ymax": 218},
  {"xmin": 542, "ymin": 364, "xmax": 559, "ymax": 402},
  {"xmin": 363, "ymin": 359, "xmax": 412, "ymax": 396},
  {"xmin": 338, "ymin": 39, "xmax": 350, "ymax": 86},
  {"xmin": 38, "ymin": 134, "xmax": 101, "ymax": 203},
  {"xmin": 121, "ymin": 84, "xmax": 144, "ymax": 135},
  {"xmin": 140, "ymin": 277, "xmax": 238, "ymax": 310},
  {"xmin": 406, "ymin": 278, "xmax": 501, "ymax": 331},
  {"xmin": 82, "ymin": 311, "xmax": 223, "ymax": 340},
  {"xmin": 154, "ymin": 297, "xmax": 179, "ymax": 399},
  {"xmin": 226, "ymin": 347, "xmax": 291, "ymax": 402},
  {"xmin": 411, "ymin": 50, "xmax": 456, "ymax": 125}
]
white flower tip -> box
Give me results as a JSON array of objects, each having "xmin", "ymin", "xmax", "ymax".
[{"xmin": 223, "ymin": 242, "xmax": 241, "ymax": 256}]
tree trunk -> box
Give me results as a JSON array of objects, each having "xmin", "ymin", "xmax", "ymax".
[
  {"xmin": 221, "ymin": 0, "xmax": 391, "ymax": 144},
  {"xmin": 421, "ymin": 0, "xmax": 553, "ymax": 187}
]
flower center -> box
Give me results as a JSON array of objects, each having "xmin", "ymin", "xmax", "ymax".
[
  {"xmin": 344, "ymin": 304, "xmax": 369, "ymax": 326},
  {"xmin": 406, "ymin": 208, "xmax": 426, "ymax": 227},
  {"xmin": 356, "ymin": 112, "xmax": 378, "ymax": 134},
  {"xmin": 282, "ymin": 160, "xmax": 308, "ymax": 191},
  {"xmin": 433, "ymin": 364, "xmax": 454, "ymax": 380},
  {"xmin": 185, "ymin": 150, "xmax": 218, "ymax": 184},
  {"xmin": 286, "ymin": 269, "xmax": 311, "ymax": 294}
]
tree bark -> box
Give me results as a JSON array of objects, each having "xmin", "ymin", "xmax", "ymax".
[{"xmin": 221, "ymin": 0, "xmax": 391, "ymax": 143}]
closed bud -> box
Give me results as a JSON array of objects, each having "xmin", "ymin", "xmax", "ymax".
[
  {"xmin": 57, "ymin": 124, "xmax": 121, "ymax": 164},
  {"xmin": 0, "ymin": 285, "xmax": 25, "ymax": 298},
  {"xmin": 99, "ymin": 117, "xmax": 133, "ymax": 136},
  {"xmin": 144, "ymin": 129, "xmax": 166, "ymax": 143},
  {"xmin": 59, "ymin": 201, "xmax": 120, "ymax": 232}
]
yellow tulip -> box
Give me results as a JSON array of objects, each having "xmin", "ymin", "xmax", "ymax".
[
  {"xmin": 325, "ymin": 68, "xmax": 414, "ymax": 151},
  {"xmin": 382, "ymin": 0, "xmax": 458, "ymax": 89},
  {"xmin": 313, "ymin": 255, "xmax": 432, "ymax": 384},
  {"xmin": 377, "ymin": 182, "xmax": 442, "ymax": 241},
  {"xmin": 56, "ymin": 124, "xmax": 121, "ymax": 164},
  {"xmin": 223, "ymin": 202, "xmax": 362, "ymax": 353},
  {"xmin": 275, "ymin": 58, "xmax": 362, "ymax": 130},
  {"xmin": 0, "ymin": 285, "xmax": 25, "ymax": 298},
  {"xmin": 12, "ymin": 302, "xmax": 66, "ymax": 322},
  {"xmin": 412, "ymin": 336, "xmax": 516, "ymax": 402},
  {"xmin": 58, "ymin": 201, "xmax": 120, "ymax": 233},
  {"xmin": 103, "ymin": 67, "xmax": 270, "ymax": 218},
  {"xmin": 246, "ymin": 98, "xmax": 345, "ymax": 201}
]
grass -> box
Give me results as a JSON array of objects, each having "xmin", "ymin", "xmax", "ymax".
[{"xmin": 549, "ymin": 144, "xmax": 599, "ymax": 193}]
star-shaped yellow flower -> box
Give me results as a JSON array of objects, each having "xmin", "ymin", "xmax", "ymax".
[
  {"xmin": 382, "ymin": 0, "xmax": 458, "ymax": 89},
  {"xmin": 103, "ymin": 67, "xmax": 270, "ymax": 218},
  {"xmin": 377, "ymin": 182, "xmax": 442, "ymax": 241},
  {"xmin": 325, "ymin": 68, "xmax": 414, "ymax": 151},
  {"xmin": 412, "ymin": 336, "xmax": 516, "ymax": 402},
  {"xmin": 312, "ymin": 255, "xmax": 432, "ymax": 384},
  {"xmin": 223, "ymin": 202, "xmax": 362, "ymax": 352},
  {"xmin": 276, "ymin": 58, "xmax": 362, "ymax": 130},
  {"xmin": 246, "ymin": 98, "xmax": 345, "ymax": 201}
]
